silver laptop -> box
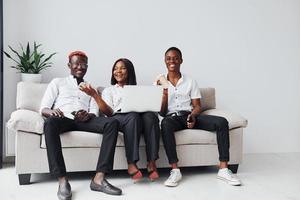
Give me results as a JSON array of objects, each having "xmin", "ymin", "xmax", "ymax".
[{"xmin": 118, "ymin": 85, "xmax": 163, "ymax": 113}]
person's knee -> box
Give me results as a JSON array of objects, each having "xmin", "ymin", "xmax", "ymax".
[
  {"xmin": 126, "ymin": 112, "xmax": 141, "ymax": 123},
  {"xmin": 127, "ymin": 112, "xmax": 140, "ymax": 118},
  {"xmin": 215, "ymin": 117, "xmax": 229, "ymax": 130},
  {"xmin": 143, "ymin": 112, "xmax": 158, "ymax": 123},
  {"xmin": 161, "ymin": 117, "xmax": 173, "ymax": 130},
  {"xmin": 44, "ymin": 117, "xmax": 61, "ymax": 130},
  {"xmin": 106, "ymin": 118, "xmax": 120, "ymax": 130}
]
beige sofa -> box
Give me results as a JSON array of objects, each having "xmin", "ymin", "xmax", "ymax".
[{"xmin": 7, "ymin": 82, "xmax": 248, "ymax": 185}]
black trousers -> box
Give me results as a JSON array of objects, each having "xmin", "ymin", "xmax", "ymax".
[
  {"xmin": 44, "ymin": 116, "xmax": 119, "ymax": 178},
  {"xmin": 112, "ymin": 112, "xmax": 160, "ymax": 164},
  {"xmin": 161, "ymin": 114, "xmax": 230, "ymax": 164},
  {"xmin": 140, "ymin": 112, "xmax": 160, "ymax": 162}
]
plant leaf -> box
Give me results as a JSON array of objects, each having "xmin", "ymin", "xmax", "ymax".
[
  {"xmin": 40, "ymin": 52, "xmax": 57, "ymax": 65},
  {"xmin": 4, "ymin": 51, "xmax": 21, "ymax": 65},
  {"xmin": 5, "ymin": 42, "xmax": 56, "ymax": 73},
  {"xmin": 8, "ymin": 45, "xmax": 22, "ymax": 58}
]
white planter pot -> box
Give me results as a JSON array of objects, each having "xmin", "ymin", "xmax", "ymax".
[{"xmin": 21, "ymin": 73, "xmax": 42, "ymax": 83}]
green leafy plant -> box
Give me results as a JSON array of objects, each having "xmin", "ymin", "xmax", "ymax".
[{"xmin": 3, "ymin": 42, "xmax": 56, "ymax": 74}]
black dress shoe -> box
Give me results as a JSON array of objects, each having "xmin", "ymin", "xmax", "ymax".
[
  {"xmin": 57, "ymin": 180, "xmax": 72, "ymax": 200},
  {"xmin": 90, "ymin": 178, "xmax": 122, "ymax": 195}
]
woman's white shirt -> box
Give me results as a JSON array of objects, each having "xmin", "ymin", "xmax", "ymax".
[{"xmin": 101, "ymin": 84, "xmax": 123, "ymax": 113}]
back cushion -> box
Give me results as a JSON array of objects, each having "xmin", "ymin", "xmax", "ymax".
[
  {"xmin": 16, "ymin": 82, "xmax": 48, "ymax": 112},
  {"xmin": 200, "ymin": 87, "xmax": 216, "ymax": 111},
  {"xmin": 16, "ymin": 83, "xmax": 216, "ymax": 113}
]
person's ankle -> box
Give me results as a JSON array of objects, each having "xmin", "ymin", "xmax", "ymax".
[
  {"xmin": 93, "ymin": 172, "xmax": 105, "ymax": 185},
  {"xmin": 147, "ymin": 161, "xmax": 157, "ymax": 171},
  {"xmin": 170, "ymin": 163, "xmax": 179, "ymax": 169},
  {"xmin": 128, "ymin": 163, "xmax": 139, "ymax": 174},
  {"xmin": 58, "ymin": 176, "xmax": 68, "ymax": 185},
  {"xmin": 219, "ymin": 161, "xmax": 228, "ymax": 169}
]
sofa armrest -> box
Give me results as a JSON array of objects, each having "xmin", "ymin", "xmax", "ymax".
[
  {"xmin": 201, "ymin": 108, "xmax": 248, "ymax": 129},
  {"xmin": 7, "ymin": 109, "xmax": 44, "ymax": 134}
]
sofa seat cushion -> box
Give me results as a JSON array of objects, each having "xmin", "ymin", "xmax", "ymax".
[
  {"xmin": 40, "ymin": 129, "xmax": 219, "ymax": 148},
  {"xmin": 202, "ymin": 109, "xmax": 248, "ymax": 129},
  {"xmin": 7, "ymin": 109, "xmax": 44, "ymax": 134}
]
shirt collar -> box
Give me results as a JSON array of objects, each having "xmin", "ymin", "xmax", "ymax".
[
  {"xmin": 114, "ymin": 83, "xmax": 124, "ymax": 88},
  {"xmin": 166, "ymin": 73, "xmax": 184, "ymax": 87},
  {"xmin": 177, "ymin": 74, "xmax": 184, "ymax": 85},
  {"xmin": 69, "ymin": 75, "xmax": 84, "ymax": 85}
]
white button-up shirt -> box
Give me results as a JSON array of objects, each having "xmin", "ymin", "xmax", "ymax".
[
  {"xmin": 40, "ymin": 75, "xmax": 99, "ymax": 119},
  {"xmin": 101, "ymin": 84, "xmax": 123, "ymax": 113},
  {"xmin": 160, "ymin": 74, "xmax": 201, "ymax": 114}
]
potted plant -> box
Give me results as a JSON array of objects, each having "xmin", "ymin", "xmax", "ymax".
[{"xmin": 3, "ymin": 42, "xmax": 56, "ymax": 83}]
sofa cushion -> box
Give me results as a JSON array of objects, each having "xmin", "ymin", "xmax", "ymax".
[
  {"xmin": 8, "ymin": 108, "xmax": 247, "ymax": 138},
  {"xmin": 7, "ymin": 109, "xmax": 44, "ymax": 134},
  {"xmin": 17, "ymin": 82, "xmax": 48, "ymax": 112},
  {"xmin": 200, "ymin": 87, "xmax": 216, "ymax": 111},
  {"xmin": 16, "ymin": 82, "xmax": 216, "ymax": 113},
  {"xmin": 40, "ymin": 129, "xmax": 219, "ymax": 149},
  {"xmin": 202, "ymin": 108, "xmax": 248, "ymax": 129}
]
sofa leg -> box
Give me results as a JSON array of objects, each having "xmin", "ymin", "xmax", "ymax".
[
  {"xmin": 18, "ymin": 174, "xmax": 31, "ymax": 185},
  {"xmin": 228, "ymin": 164, "xmax": 239, "ymax": 174}
]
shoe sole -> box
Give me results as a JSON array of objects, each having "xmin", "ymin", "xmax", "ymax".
[
  {"xmin": 217, "ymin": 176, "xmax": 242, "ymax": 186},
  {"xmin": 133, "ymin": 178, "xmax": 143, "ymax": 184},
  {"xmin": 148, "ymin": 171, "xmax": 159, "ymax": 182},
  {"xmin": 129, "ymin": 170, "xmax": 143, "ymax": 183},
  {"xmin": 90, "ymin": 187, "xmax": 122, "ymax": 195},
  {"xmin": 164, "ymin": 183, "xmax": 178, "ymax": 187},
  {"xmin": 57, "ymin": 194, "xmax": 72, "ymax": 200},
  {"xmin": 149, "ymin": 175, "xmax": 159, "ymax": 182},
  {"xmin": 149, "ymin": 177, "xmax": 159, "ymax": 182},
  {"xmin": 164, "ymin": 178, "xmax": 181, "ymax": 187}
]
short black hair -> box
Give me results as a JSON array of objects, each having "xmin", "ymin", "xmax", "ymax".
[
  {"xmin": 165, "ymin": 47, "xmax": 182, "ymax": 59},
  {"xmin": 111, "ymin": 58, "xmax": 137, "ymax": 85}
]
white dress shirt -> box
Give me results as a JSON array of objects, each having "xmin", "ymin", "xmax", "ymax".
[
  {"xmin": 159, "ymin": 74, "xmax": 201, "ymax": 114},
  {"xmin": 101, "ymin": 84, "xmax": 123, "ymax": 113},
  {"xmin": 40, "ymin": 75, "xmax": 99, "ymax": 119}
]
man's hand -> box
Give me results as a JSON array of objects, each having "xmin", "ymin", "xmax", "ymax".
[
  {"xmin": 186, "ymin": 114, "xmax": 196, "ymax": 129},
  {"xmin": 79, "ymin": 83, "xmax": 98, "ymax": 97},
  {"xmin": 49, "ymin": 108, "xmax": 64, "ymax": 118},
  {"xmin": 74, "ymin": 110, "xmax": 94, "ymax": 122}
]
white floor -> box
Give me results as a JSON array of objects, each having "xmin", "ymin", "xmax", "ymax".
[{"xmin": 0, "ymin": 153, "xmax": 299, "ymax": 200}]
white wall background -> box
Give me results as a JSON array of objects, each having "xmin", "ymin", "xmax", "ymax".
[{"xmin": 3, "ymin": 0, "xmax": 300, "ymax": 153}]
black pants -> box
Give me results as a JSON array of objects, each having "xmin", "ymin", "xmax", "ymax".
[
  {"xmin": 44, "ymin": 116, "xmax": 119, "ymax": 178},
  {"xmin": 161, "ymin": 114, "xmax": 230, "ymax": 164},
  {"xmin": 140, "ymin": 112, "xmax": 160, "ymax": 162},
  {"xmin": 112, "ymin": 112, "xmax": 160, "ymax": 164}
]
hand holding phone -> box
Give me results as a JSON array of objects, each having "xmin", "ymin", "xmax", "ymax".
[{"xmin": 73, "ymin": 110, "xmax": 91, "ymax": 122}]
